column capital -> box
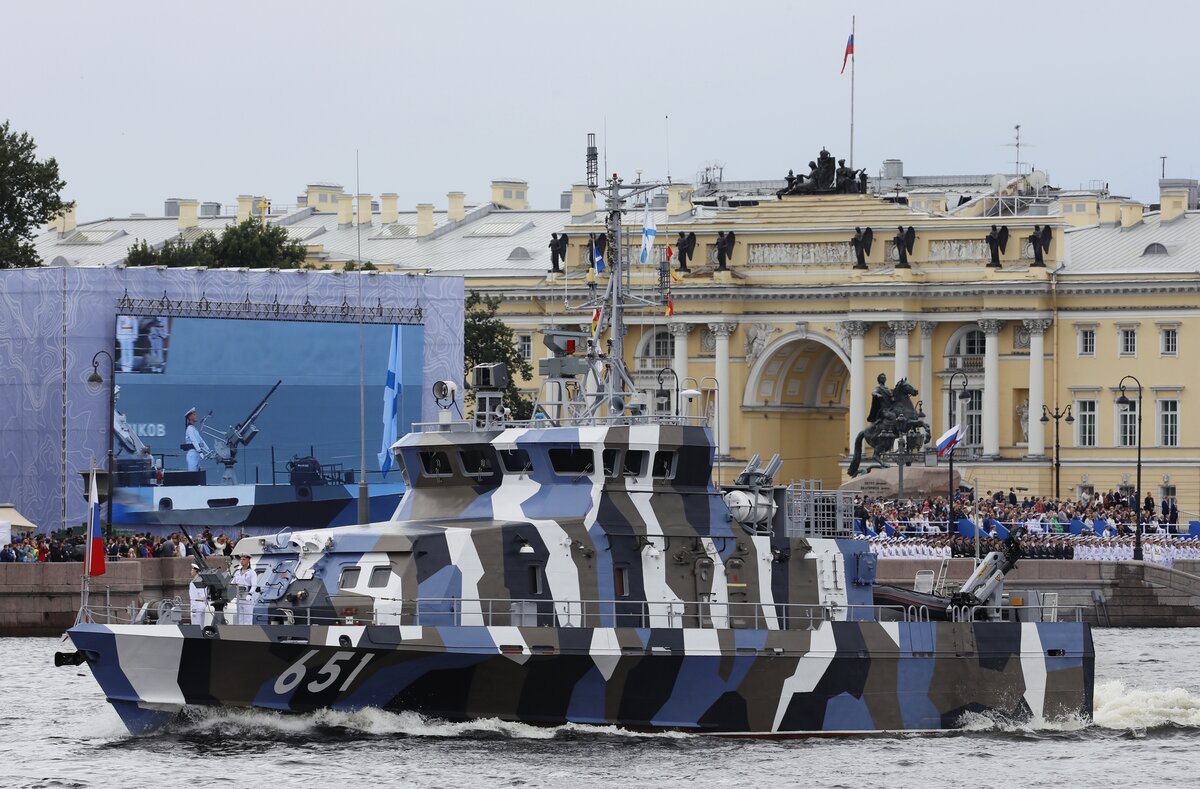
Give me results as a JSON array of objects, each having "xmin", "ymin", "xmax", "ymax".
[
  {"xmin": 668, "ymin": 322, "xmax": 694, "ymax": 337},
  {"xmin": 887, "ymin": 320, "xmax": 917, "ymax": 336},
  {"xmin": 708, "ymin": 322, "xmax": 737, "ymax": 338},
  {"xmin": 919, "ymin": 320, "xmax": 937, "ymax": 339},
  {"xmin": 1022, "ymin": 318, "xmax": 1053, "ymax": 335},
  {"xmin": 978, "ymin": 318, "xmax": 1005, "ymax": 336},
  {"xmin": 840, "ymin": 319, "xmax": 870, "ymax": 338}
]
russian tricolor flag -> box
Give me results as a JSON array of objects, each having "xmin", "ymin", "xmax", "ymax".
[
  {"xmin": 936, "ymin": 425, "xmax": 962, "ymax": 458},
  {"xmin": 841, "ymin": 33, "xmax": 854, "ymax": 74},
  {"xmin": 85, "ymin": 469, "xmax": 105, "ymax": 577}
]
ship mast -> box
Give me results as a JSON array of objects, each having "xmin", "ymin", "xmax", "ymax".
[{"xmin": 580, "ymin": 137, "xmax": 667, "ymax": 416}]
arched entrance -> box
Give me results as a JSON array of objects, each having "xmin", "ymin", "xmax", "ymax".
[{"xmin": 742, "ymin": 332, "xmax": 850, "ymax": 487}]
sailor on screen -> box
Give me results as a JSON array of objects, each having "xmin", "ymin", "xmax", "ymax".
[{"xmin": 183, "ymin": 407, "xmax": 211, "ymax": 472}]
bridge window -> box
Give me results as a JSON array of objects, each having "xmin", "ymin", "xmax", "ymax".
[
  {"xmin": 339, "ymin": 567, "xmax": 361, "ymax": 589},
  {"xmin": 652, "ymin": 451, "xmax": 676, "ymax": 480},
  {"xmin": 602, "ymin": 448, "xmax": 620, "ymax": 478},
  {"xmin": 549, "ymin": 447, "xmax": 594, "ymax": 476},
  {"xmin": 368, "ymin": 566, "xmax": 393, "ymax": 588},
  {"xmin": 623, "ymin": 450, "xmax": 648, "ymax": 477},
  {"xmin": 528, "ymin": 563, "xmax": 544, "ymax": 595},
  {"xmin": 498, "ymin": 448, "xmax": 533, "ymax": 474},
  {"xmin": 419, "ymin": 450, "xmax": 453, "ymax": 477},
  {"xmin": 459, "ymin": 447, "xmax": 495, "ymax": 477},
  {"xmin": 614, "ymin": 566, "xmax": 629, "ymax": 597}
]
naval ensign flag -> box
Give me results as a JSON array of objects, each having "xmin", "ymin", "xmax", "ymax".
[{"xmin": 378, "ymin": 325, "xmax": 402, "ymax": 476}]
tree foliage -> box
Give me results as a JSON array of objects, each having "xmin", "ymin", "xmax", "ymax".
[
  {"xmin": 463, "ymin": 291, "xmax": 534, "ymax": 420},
  {"xmin": 124, "ymin": 219, "xmax": 304, "ymax": 268},
  {"xmin": 0, "ymin": 120, "xmax": 69, "ymax": 268}
]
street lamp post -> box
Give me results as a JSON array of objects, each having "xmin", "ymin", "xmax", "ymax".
[
  {"xmin": 946, "ymin": 371, "xmax": 972, "ymax": 526},
  {"xmin": 1039, "ymin": 404, "xmax": 1074, "ymax": 500},
  {"xmin": 1116, "ymin": 375, "xmax": 1143, "ymax": 561},
  {"xmin": 87, "ymin": 350, "xmax": 116, "ymax": 538}
]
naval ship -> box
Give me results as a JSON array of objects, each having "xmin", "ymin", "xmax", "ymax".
[{"xmin": 58, "ymin": 168, "xmax": 1093, "ymax": 736}]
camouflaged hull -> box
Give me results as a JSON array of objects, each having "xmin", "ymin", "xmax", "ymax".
[
  {"xmin": 65, "ymin": 421, "xmax": 1094, "ymax": 735},
  {"xmin": 68, "ymin": 617, "xmax": 1092, "ymax": 735}
]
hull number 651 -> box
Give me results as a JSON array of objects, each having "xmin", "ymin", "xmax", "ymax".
[{"xmin": 274, "ymin": 650, "xmax": 376, "ymax": 695}]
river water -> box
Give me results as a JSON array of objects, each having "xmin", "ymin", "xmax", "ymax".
[{"xmin": 4, "ymin": 629, "xmax": 1198, "ymax": 789}]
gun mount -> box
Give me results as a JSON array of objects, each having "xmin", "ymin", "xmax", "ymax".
[{"xmin": 204, "ymin": 379, "xmax": 282, "ymax": 485}]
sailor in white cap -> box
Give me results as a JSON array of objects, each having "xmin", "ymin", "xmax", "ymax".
[
  {"xmin": 183, "ymin": 407, "xmax": 211, "ymax": 472},
  {"xmin": 231, "ymin": 554, "xmax": 258, "ymax": 625},
  {"xmin": 188, "ymin": 564, "xmax": 210, "ymax": 626}
]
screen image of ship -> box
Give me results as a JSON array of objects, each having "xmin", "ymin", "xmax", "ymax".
[{"xmin": 108, "ymin": 316, "xmax": 422, "ymax": 536}]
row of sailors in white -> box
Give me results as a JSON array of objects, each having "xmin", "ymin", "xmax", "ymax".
[
  {"xmin": 189, "ymin": 556, "xmax": 260, "ymax": 625},
  {"xmin": 864, "ymin": 537, "xmax": 952, "ymax": 559},
  {"xmin": 1072, "ymin": 537, "xmax": 1200, "ymax": 566}
]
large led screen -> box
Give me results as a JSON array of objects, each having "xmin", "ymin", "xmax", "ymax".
[{"xmin": 110, "ymin": 316, "xmax": 423, "ymax": 538}]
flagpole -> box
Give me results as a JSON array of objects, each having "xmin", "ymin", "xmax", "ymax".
[{"xmin": 849, "ymin": 15, "xmax": 855, "ymax": 169}]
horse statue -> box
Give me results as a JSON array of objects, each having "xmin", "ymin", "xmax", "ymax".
[{"xmin": 847, "ymin": 378, "xmax": 932, "ymax": 477}]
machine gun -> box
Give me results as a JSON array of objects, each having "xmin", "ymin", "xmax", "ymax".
[{"xmin": 204, "ymin": 380, "xmax": 282, "ymax": 485}]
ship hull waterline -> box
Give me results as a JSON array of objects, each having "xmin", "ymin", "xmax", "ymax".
[{"xmin": 67, "ymin": 620, "xmax": 1094, "ymax": 736}]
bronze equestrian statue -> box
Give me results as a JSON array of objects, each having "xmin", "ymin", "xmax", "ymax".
[{"xmin": 847, "ymin": 374, "xmax": 931, "ymax": 477}]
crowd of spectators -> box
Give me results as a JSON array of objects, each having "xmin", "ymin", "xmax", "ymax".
[
  {"xmin": 0, "ymin": 528, "xmax": 239, "ymax": 563},
  {"xmin": 853, "ymin": 488, "xmax": 1199, "ymax": 567}
]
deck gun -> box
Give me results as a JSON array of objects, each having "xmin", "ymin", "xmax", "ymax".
[
  {"xmin": 205, "ymin": 379, "xmax": 282, "ymax": 484},
  {"xmin": 950, "ymin": 526, "xmax": 1027, "ymax": 618}
]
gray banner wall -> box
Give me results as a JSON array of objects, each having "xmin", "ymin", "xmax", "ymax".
[{"xmin": 0, "ymin": 267, "xmax": 463, "ymax": 535}]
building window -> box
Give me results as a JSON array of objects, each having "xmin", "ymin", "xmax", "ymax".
[
  {"xmin": 518, "ymin": 334, "xmax": 532, "ymax": 361},
  {"xmin": 1076, "ymin": 203, "xmax": 1087, "ymax": 213},
  {"xmin": 1159, "ymin": 399, "xmax": 1179, "ymax": 447},
  {"xmin": 1063, "ymin": 204, "xmax": 1073, "ymax": 213},
  {"xmin": 1075, "ymin": 400, "xmax": 1097, "ymax": 447},
  {"xmin": 504, "ymin": 189, "xmax": 513, "ymax": 199},
  {"xmin": 957, "ymin": 330, "xmax": 985, "ymax": 356},
  {"xmin": 1161, "ymin": 328, "xmax": 1178, "ymax": 356},
  {"xmin": 1117, "ymin": 399, "xmax": 1138, "ymax": 447},
  {"xmin": 1078, "ymin": 328, "xmax": 1095, "ymax": 356},
  {"xmin": 960, "ymin": 390, "xmax": 982, "ymax": 446},
  {"xmin": 1143, "ymin": 243, "xmax": 1168, "ymax": 256},
  {"xmin": 1119, "ymin": 328, "xmax": 1137, "ymax": 356},
  {"xmin": 1162, "ymin": 484, "xmax": 1177, "ymax": 502},
  {"xmin": 652, "ymin": 331, "xmax": 674, "ymax": 358}
]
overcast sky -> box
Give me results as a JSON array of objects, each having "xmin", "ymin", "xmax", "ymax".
[{"xmin": 4, "ymin": 0, "xmax": 1197, "ymax": 220}]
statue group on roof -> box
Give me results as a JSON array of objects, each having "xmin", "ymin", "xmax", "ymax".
[{"xmin": 777, "ymin": 148, "xmax": 868, "ymax": 198}]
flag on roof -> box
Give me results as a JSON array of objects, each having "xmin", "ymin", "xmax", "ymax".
[
  {"xmin": 936, "ymin": 425, "xmax": 962, "ymax": 458},
  {"xmin": 840, "ymin": 33, "xmax": 854, "ymax": 74},
  {"xmin": 639, "ymin": 203, "xmax": 657, "ymax": 264}
]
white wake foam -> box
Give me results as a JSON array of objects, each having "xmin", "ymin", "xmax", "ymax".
[
  {"xmin": 1093, "ymin": 680, "xmax": 1200, "ymax": 730},
  {"xmin": 172, "ymin": 707, "xmax": 687, "ymax": 740}
]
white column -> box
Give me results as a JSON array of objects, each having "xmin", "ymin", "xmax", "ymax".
[
  {"xmin": 843, "ymin": 320, "xmax": 870, "ymax": 444},
  {"xmin": 1024, "ymin": 319, "xmax": 1051, "ymax": 457},
  {"xmin": 670, "ymin": 322, "xmax": 692, "ymax": 385},
  {"xmin": 979, "ymin": 319, "xmax": 1005, "ymax": 458},
  {"xmin": 889, "ymin": 320, "xmax": 916, "ymax": 384},
  {"xmin": 709, "ymin": 322, "xmax": 737, "ymax": 458},
  {"xmin": 919, "ymin": 321, "xmax": 935, "ymax": 421}
]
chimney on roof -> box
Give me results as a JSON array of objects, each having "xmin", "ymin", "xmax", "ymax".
[
  {"xmin": 447, "ymin": 192, "xmax": 465, "ymax": 222},
  {"xmin": 306, "ymin": 183, "xmax": 344, "ymax": 213},
  {"xmin": 1098, "ymin": 198, "xmax": 1121, "ymax": 227},
  {"xmin": 569, "ymin": 185, "xmax": 593, "ymax": 218},
  {"xmin": 416, "ymin": 203, "xmax": 434, "ymax": 236},
  {"xmin": 177, "ymin": 199, "xmax": 199, "ymax": 230},
  {"xmin": 237, "ymin": 196, "xmax": 254, "ymax": 224},
  {"xmin": 51, "ymin": 204, "xmax": 77, "ymax": 236},
  {"xmin": 337, "ymin": 194, "xmax": 353, "ymax": 227},
  {"xmin": 666, "ymin": 184, "xmax": 693, "ymax": 218},
  {"xmin": 357, "ymin": 194, "xmax": 372, "ymax": 226},
  {"xmin": 164, "ymin": 199, "xmax": 180, "ymax": 217},
  {"xmin": 1158, "ymin": 180, "xmax": 1193, "ymax": 223},
  {"xmin": 380, "ymin": 193, "xmax": 398, "ymax": 225},
  {"xmin": 1120, "ymin": 201, "xmax": 1143, "ymax": 229},
  {"xmin": 490, "ymin": 179, "xmax": 529, "ymax": 210},
  {"xmin": 200, "ymin": 201, "xmax": 221, "ymax": 217}
]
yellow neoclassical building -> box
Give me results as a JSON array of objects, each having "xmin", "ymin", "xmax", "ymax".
[{"xmin": 35, "ymin": 168, "xmax": 1200, "ymax": 513}]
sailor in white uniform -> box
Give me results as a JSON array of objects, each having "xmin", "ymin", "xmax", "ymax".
[
  {"xmin": 188, "ymin": 564, "xmax": 209, "ymax": 626},
  {"xmin": 183, "ymin": 407, "xmax": 211, "ymax": 473},
  {"xmin": 231, "ymin": 555, "xmax": 258, "ymax": 625}
]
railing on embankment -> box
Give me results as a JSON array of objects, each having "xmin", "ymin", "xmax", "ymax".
[{"xmin": 876, "ymin": 558, "xmax": 1200, "ymax": 627}]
